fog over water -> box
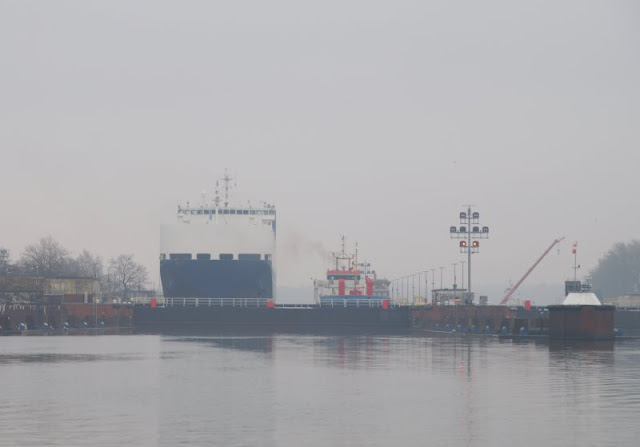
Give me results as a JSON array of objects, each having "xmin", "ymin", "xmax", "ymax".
[{"xmin": 1, "ymin": 1, "xmax": 639, "ymax": 303}]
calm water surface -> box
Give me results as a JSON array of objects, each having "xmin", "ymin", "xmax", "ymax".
[{"xmin": 1, "ymin": 334, "xmax": 639, "ymax": 446}]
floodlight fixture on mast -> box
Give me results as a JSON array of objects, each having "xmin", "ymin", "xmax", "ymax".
[{"xmin": 449, "ymin": 205, "xmax": 490, "ymax": 297}]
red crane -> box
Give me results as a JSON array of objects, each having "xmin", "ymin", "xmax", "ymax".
[{"xmin": 499, "ymin": 237, "xmax": 565, "ymax": 305}]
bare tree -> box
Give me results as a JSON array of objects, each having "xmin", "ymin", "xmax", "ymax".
[
  {"xmin": 591, "ymin": 240, "xmax": 640, "ymax": 298},
  {"xmin": 60, "ymin": 250, "xmax": 103, "ymax": 277},
  {"xmin": 109, "ymin": 254, "xmax": 147, "ymax": 300},
  {"xmin": 0, "ymin": 248, "xmax": 9, "ymax": 275},
  {"xmin": 74, "ymin": 250, "xmax": 103, "ymax": 278},
  {"xmin": 20, "ymin": 235, "xmax": 69, "ymax": 276}
]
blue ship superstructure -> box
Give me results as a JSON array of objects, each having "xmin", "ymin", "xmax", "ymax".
[{"xmin": 160, "ymin": 173, "xmax": 276, "ymax": 299}]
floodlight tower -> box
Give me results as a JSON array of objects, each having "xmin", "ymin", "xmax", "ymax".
[{"xmin": 449, "ymin": 206, "xmax": 490, "ymax": 298}]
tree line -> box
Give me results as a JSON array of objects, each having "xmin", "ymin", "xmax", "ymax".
[
  {"xmin": 591, "ymin": 240, "xmax": 640, "ymax": 298},
  {"xmin": 3, "ymin": 236, "xmax": 638, "ymax": 300},
  {"xmin": 0, "ymin": 235, "xmax": 148, "ymax": 299}
]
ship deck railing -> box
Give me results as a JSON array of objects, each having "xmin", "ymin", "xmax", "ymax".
[
  {"xmin": 614, "ymin": 305, "xmax": 640, "ymax": 311},
  {"xmin": 318, "ymin": 298, "xmax": 390, "ymax": 308},
  {"xmin": 161, "ymin": 297, "xmax": 396, "ymax": 308},
  {"xmin": 164, "ymin": 298, "xmax": 271, "ymax": 308}
]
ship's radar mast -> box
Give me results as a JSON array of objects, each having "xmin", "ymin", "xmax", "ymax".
[
  {"xmin": 355, "ymin": 241, "xmax": 359, "ymax": 272},
  {"xmin": 222, "ymin": 169, "xmax": 233, "ymax": 208},
  {"xmin": 214, "ymin": 180, "xmax": 220, "ymax": 208},
  {"xmin": 331, "ymin": 235, "xmax": 354, "ymax": 270}
]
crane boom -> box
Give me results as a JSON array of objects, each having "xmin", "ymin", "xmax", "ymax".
[{"xmin": 499, "ymin": 237, "xmax": 565, "ymax": 305}]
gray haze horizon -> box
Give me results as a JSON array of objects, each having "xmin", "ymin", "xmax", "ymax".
[{"xmin": 2, "ymin": 1, "xmax": 639, "ymax": 304}]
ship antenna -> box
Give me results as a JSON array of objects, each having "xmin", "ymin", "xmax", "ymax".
[
  {"xmin": 331, "ymin": 235, "xmax": 355, "ymax": 271},
  {"xmin": 341, "ymin": 235, "xmax": 345, "ymax": 270},
  {"xmin": 223, "ymin": 169, "xmax": 233, "ymax": 208},
  {"xmin": 572, "ymin": 241, "xmax": 579, "ymax": 281},
  {"xmin": 331, "ymin": 235, "xmax": 346, "ymax": 270},
  {"xmin": 355, "ymin": 241, "xmax": 358, "ymax": 272},
  {"xmin": 214, "ymin": 180, "xmax": 220, "ymax": 208}
]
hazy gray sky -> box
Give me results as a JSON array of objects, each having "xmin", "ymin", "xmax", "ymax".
[{"xmin": 1, "ymin": 1, "xmax": 639, "ymax": 302}]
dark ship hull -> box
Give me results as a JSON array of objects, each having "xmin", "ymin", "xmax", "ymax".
[
  {"xmin": 133, "ymin": 303, "xmax": 410, "ymax": 335},
  {"xmin": 160, "ymin": 259, "xmax": 274, "ymax": 299}
]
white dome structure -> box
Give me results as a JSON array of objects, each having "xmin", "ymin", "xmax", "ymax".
[{"xmin": 562, "ymin": 292, "xmax": 602, "ymax": 306}]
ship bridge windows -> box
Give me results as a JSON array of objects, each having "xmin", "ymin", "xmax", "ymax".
[
  {"xmin": 202, "ymin": 208, "xmax": 272, "ymax": 216},
  {"xmin": 238, "ymin": 253, "xmax": 261, "ymax": 261},
  {"xmin": 328, "ymin": 274, "xmax": 358, "ymax": 280},
  {"xmin": 170, "ymin": 253, "xmax": 192, "ymax": 260},
  {"xmin": 196, "ymin": 253, "xmax": 211, "ymax": 260},
  {"xmin": 219, "ymin": 253, "xmax": 234, "ymax": 261}
]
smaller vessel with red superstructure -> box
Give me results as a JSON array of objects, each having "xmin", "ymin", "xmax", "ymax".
[{"xmin": 313, "ymin": 237, "xmax": 390, "ymax": 307}]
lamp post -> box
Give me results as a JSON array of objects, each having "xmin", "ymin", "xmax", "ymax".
[
  {"xmin": 393, "ymin": 279, "xmax": 398, "ymax": 301},
  {"xmin": 430, "ymin": 268, "xmax": 436, "ymax": 298},
  {"xmin": 404, "ymin": 276, "xmax": 408, "ymax": 301},
  {"xmin": 411, "ymin": 274, "xmax": 415, "ymax": 304},
  {"xmin": 107, "ymin": 265, "xmax": 117, "ymax": 303},
  {"xmin": 424, "ymin": 271, "xmax": 429, "ymax": 303},
  {"xmin": 449, "ymin": 206, "xmax": 490, "ymax": 299},
  {"xmin": 452, "ymin": 262, "xmax": 458, "ymax": 289},
  {"xmin": 406, "ymin": 276, "xmax": 410, "ymax": 303}
]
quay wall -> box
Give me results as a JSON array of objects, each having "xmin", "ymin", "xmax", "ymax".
[
  {"xmin": 410, "ymin": 305, "xmax": 548, "ymax": 334},
  {"xmin": 0, "ymin": 303, "xmax": 133, "ymax": 332}
]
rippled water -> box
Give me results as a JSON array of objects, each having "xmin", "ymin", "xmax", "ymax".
[{"xmin": 1, "ymin": 335, "xmax": 638, "ymax": 446}]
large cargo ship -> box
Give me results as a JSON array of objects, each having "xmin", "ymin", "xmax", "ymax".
[
  {"xmin": 160, "ymin": 173, "xmax": 276, "ymax": 299},
  {"xmin": 135, "ymin": 179, "xmax": 409, "ymax": 334}
]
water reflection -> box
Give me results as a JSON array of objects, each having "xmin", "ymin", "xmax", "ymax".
[
  {"xmin": 2, "ymin": 335, "xmax": 638, "ymax": 446},
  {"xmin": 548, "ymin": 340, "xmax": 615, "ymax": 367},
  {"xmin": 0, "ymin": 352, "xmax": 145, "ymax": 364},
  {"xmin": 169, "ymin": 335, "xmax": 275, "ymax": 353},
  {"xmin": 548, "ymin": 339, "xmax": 615, "ymax": 352}
]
